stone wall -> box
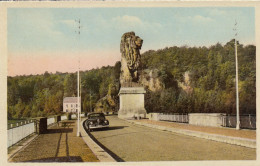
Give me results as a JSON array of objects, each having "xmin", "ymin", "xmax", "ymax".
[
  {"xmin": 147, "ymin": 113, "xmax": 160, "ymax": 121},
  {"xmin": 148, "ymin": 113, "xmax": 188, "ymax": 123},
  {"xmin": 158, "ymin": 114, "xmax": 188, "ymax": 123},
  {"xmin": 188, "ymin": 113, "xmax": 224, "ymax": 127}
]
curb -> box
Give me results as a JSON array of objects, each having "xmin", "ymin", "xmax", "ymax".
[
  {"xmin": 129, "ymin": 120, "xmax": 256, "ymax": 149},
  {"xmin": 80, "ymin": 119, "xmax": 116, "ymax": 162}
]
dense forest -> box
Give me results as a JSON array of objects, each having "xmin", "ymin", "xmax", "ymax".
[
  {"xmin": 7, "ymin": 39, "xmax": 256, "ymax": 119},
  {"xmin": 8, "ymin": 64, "xmax": 121, "ymax": 119},
  {"xmin": 142, "ymin": 39, "xmax": 256, "ymax": 115}
]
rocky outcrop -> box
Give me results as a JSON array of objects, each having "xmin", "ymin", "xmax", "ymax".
[
  {"xmin": 94, "ymin": 95, "xmax": 116, "ymax": 113},
  {"xmin": 139, "ymin": 69, "xmax": 192, "ymax": 93},
  {"xmin": 139, "ymin": 69, "xmax": 164, "ymax": 91},
  {"xmin": 94, "ymin": 83, "xmax": 117, "ymax": 113},
  {"xmin": 178, "ymin": 71, "xmax": 192, "ymax": 94}
]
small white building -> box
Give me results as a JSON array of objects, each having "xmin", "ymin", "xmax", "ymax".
[{"xmin": 63, "ymin": 97, "xmax": 81, "ymax": 113}]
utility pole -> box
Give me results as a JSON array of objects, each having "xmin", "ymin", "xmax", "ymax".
[
  {"xmin": 75, "ymin": 19, "xmax": 81, "ymax": 137},
  {"xmin": 80, "ymin": 73, "xmax": 81, "ymax": 104},
  {"xmin": 234, "ymin": 20, "xmax": 240, "ymax": 130},
  {"xmin": 90, "ymin": 90, "xmax": 92, "ymax": 112}
]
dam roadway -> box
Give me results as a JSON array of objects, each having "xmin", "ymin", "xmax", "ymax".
[{"xmin": 87, "ymin": 115, "xmax": 255, "ymax": 161}]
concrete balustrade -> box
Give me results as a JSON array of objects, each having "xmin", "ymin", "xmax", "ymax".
[
  {"xmin": 189, "ymin": 113, "xmax": 224, "ymax": 127},
  {"xmin": 148, "ymin": 113, "xmax": 189, "ymax": 123},
  {"xmin": 8, "ymin": 121, "xmax": 35, "ymax": 148},
  {"xmin": 8, "ymin": 114, "xmax": 73, "ymax": 148}
]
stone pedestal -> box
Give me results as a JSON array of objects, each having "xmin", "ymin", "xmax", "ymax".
[{"xmin": 118, "ymin": 87, "xmax": 147, "ymax": 119}]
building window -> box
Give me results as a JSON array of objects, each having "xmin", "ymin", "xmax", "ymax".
[
  {"xmin": 66, "ymin": 109, "xmax": 68, "ymax": 112},
  {"xmin": 66, "ymin": 104, "xmax": 68, "ymax": 108},
  {"xmin": 76, "ymin": 104, "xmax": 78, "ymax": 108},
  {"xmin": 71, "ymin": 104, "xmax": 73, "ymax": 107}
]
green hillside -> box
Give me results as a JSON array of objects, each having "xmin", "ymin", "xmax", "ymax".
[
  {"xmin": 8, "ymin": 64, "xmax": 121, "ymax": 119},
  {"xmin": 7, "ymin": 39, "xmax": 256, "ymax": 119},
  {"xmin": 142, "ymin": 39, "xmax": 255, "ymax": 114}
]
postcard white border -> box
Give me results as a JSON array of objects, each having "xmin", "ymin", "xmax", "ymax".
[{"xmin": 0, "ymin": 1, "xmax": 259, "ymax": 166}]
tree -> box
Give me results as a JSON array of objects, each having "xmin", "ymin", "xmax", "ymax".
[{"xmin": 64, "ymin": 74, "xmax": 77, "ymax": 97}]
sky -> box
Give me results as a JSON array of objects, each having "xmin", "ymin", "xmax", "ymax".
[{"xmin": 8, "ymin": 7, "xmax": 255, "ymax": 76}]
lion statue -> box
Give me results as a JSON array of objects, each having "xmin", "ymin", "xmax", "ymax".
[{"xmin": 120, "ymin": 32, "xmax": 143, "ymax": 85}]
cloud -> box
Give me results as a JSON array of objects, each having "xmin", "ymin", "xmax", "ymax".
[
  {"xmin": 193, "ymin": 15, "xmax": 214, "ymax": 23},
  {"xmin": 112, "ymin": 15, "xmax": 143, "ymax": 28},
  {"xmin": 18, "ymin": 10, "xmax": 63, "ymax": 37},
  {"xmin": 111, "ymin": 15, "xmax": 162, "ymax": 32},
  {"xmin": 8, "ymin": 9, "xmax": 69, "ymax": 52},
  {"xmin": 176, "ymin": 14, "xmax": 214, "ymax": 24},
  {"xmin": 10, "ymin": 10, "xmax": 62, "ymax": 35},
  {"xmin": 208, "ymin": 9, "xmax": 227, "ymax": 16},
  {"xmin": 60, "ymin": 19, "xmax": 76, "ymax": 27}
]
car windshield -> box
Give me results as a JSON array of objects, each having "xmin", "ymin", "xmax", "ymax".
[{"xmin": 88, "ymin": 113, "xmax": 105, "ymax": 119}]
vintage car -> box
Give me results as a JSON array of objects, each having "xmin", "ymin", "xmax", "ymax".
[{"xmin": 84, "ymin": 113, "xmax": 109, "ymax": 131}]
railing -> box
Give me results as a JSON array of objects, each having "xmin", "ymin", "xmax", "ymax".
[
  {"xmin": 155, "ymin": 113, "xmax": 256, "ymax": 129},
  {"xmin": 221, "ymin": 114, "xmax": 256, "ymax": 129},
  {"xmin": 8, "ymin": 120, "xmax": 35, "ymax": 148},
  {"xmin": 158, "ymin": 113, "xmax": 189, "ymax": 123},
  {"xmin": 8, "ymin": 114, "xmax": 84, "ymax": 148}
]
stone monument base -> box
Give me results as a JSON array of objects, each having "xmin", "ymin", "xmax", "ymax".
[{"xmin": 118, "ymin": 87, "xmax": 147, "ymax": 119}]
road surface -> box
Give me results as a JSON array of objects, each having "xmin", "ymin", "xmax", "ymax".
[{"xmin": 87, "ymin": 115, "xmax": 256, "ymax": 161}]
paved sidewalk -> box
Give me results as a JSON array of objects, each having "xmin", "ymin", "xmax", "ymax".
[
  {"xmin": 129, "ymin": 119, "xmax": 256, "ymax": 148},
  {"xmin": 9, "ymin": 120, "xmax": 99, "ymax": 162},
  {"xmin": 134, "ymin": 119, "xmax": 256, "ymax": 140}
]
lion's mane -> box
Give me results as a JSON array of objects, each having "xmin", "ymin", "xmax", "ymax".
[{"xmin": 120, "ymin": 31, "xmax": 143, "ymax": 71}]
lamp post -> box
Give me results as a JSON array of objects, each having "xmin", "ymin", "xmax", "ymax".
[
  {"xmin": 90, "ymin": 90, "xmax": 92, "ymax": 112},
  {"xmin": 75, "ymin": 19, "xmax": 81, "ymax": 136},
  {"xmin": 77, "ymin": 65, "xmax": 81, "ymax": 136},
  {"xmin": 234, "ymin": 20, "xmax": 240, "ymax": 130}
]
